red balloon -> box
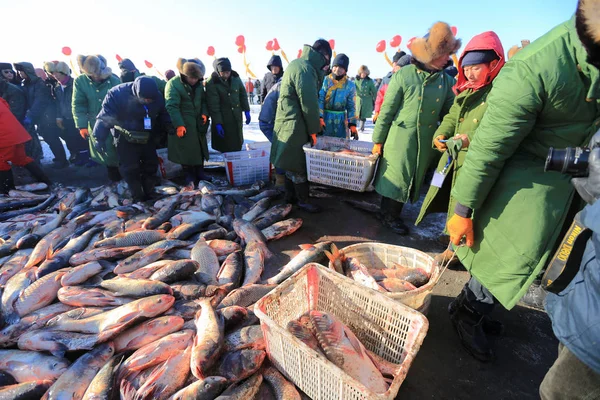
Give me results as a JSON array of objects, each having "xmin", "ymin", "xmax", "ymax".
[
  {"xmin": 266, "ymin": 41, "xmax": 274, "ymax": 51},
  {"xmin": 207, "ymin": 46, "xmax": 215, "ymax": 56},
  {"xmin": 238, "ymin": 45, "xmax": 246, "ymax": 54},
  {"xmin": 407, "ymin": 36, "xmax": 417, "ymax": 49},
  {"xmin": 328, "ymin": 39, "xmax": 335, "ymax": 50},
  {"xmin": 451, "ymin": 26, "xmax": 458, "ymax": 36},
  {"xmin": 235, "ymin": 35, "xmax": 245, "ymax": 47},
  {"xmin": 376, "ymin": 40, "xmax": 386, "ymax": 53},
  {"xmin": 61, "ymin": 46, "xmax": 72, "ymax": 56},
  {"xmin": 116, "ymin": 54, "xmax": 123, "ymax": 62},
  {"xmin": 297, "ymin": 49, "xmax": 302, "ymax": 59},
  {"xmin": 273, "ymin": 38, "xmax": 280, "ymax": 51},
  {"xmin": 144, "ymin": 60, "xmax": 153, "ymax": 68},
  {"xmin": 390, "ymin": 35, "xmax": 402, "ymax": 48}
]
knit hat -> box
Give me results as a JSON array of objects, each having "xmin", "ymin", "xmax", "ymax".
[
  {"xmin": 445, "ymin": 66, "xmax": 458, "ymax": 78},
  {"xmin": 461, "ymin": 50, "xmax": 499, "ymax": 67},
  {"xmin": 0, "ymin": 63, "xmax": 12, "ymax": 71},
  {"xmin": 397, "ymin": 54, "xmax": 412, "ymax": 67},
  {"xmin": 165, "ymin": 69, "xmax": 175, "ymax": 80},
  {"xmin": 54, "ymin": 61, "xmax": 71, "ymax": 76},
  {"xmin": 214, "ymin": 58, "xmax": 232, "ymax": 73},
  {"xmin": 118, "ymin": 58, "xmax": 137, "ymax": 72},
  {"xmin": 392, "ymin": 51, "xmax": 407, "ymax": 64},
  {"xmin": 411, "ymin": 22, "xmax": 462, "ymax": 65},
  {"xmin": 312, "ymin": 39, "xmax": 332, "ymax": 62},
  {"xmin": 332, "ymin": 53, "xmax": 349, "ymax": 71},
  {"xmin": 176, "ymin": 58, "xmax": 206, "ymax": 78},
  {"xmin": 132, "ymin": 76, "xmax": 159, "ymax": 100}
]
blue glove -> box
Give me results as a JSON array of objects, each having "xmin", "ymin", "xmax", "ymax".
[
  {"xmin": 23, "ymin": 116, "xmax": 32, "ymax": 130},
  {"xmin": 244, "ymin": 111, "xmax": 251, "ymax": 125},
  {"xmin": 216, "ymin": 124, "xmax": 225, "ymax": 138}
]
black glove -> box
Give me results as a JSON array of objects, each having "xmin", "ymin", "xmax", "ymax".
[{"xmin": 572, "ymin": 130, "xmax": 600, "ymax": 204}]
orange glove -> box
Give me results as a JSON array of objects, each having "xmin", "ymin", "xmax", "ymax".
[
  {"xmin": 310, "ymin": 134, "xmax": 318, "ymax": 147},
  {"xmin": 201, "ymin": 115, "xmax": 208, "ymax": 124},
  {"xmin": 319, "ymin": 118, "xmax": 326, "ymax": 130},
  {"xmin": 372, "ymin": 112, "xmax": 379, "ymax": 123},
  {"xmin": 176, "ymin": 126, "xmax": 186, "ymax": 138},
  {"xmin": 447, "ymin": 214, "xmax": 474, "ymax": 247},
  {"xmin": 372, "ymin": 143, "xmax": 383, "ymax": 156},
  {"xmin": 349, "ymin": 125, "xmax": 358, "ymax": 140},
  {"xmin": 434, "ymin": 135, "xmax": 447, "ymax": 151},
  {"xmin": 79, "ymin": 128, "xmax": 89, "ymax": 139}
]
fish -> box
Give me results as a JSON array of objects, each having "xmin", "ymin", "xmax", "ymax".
[
  {"xmin": 366, "ymin": 349, "xmax": 401, "ymax": 378},
  {"xmin": 242, "ymin": 198, "xmax": 270, "ymax": 221},
  {"xmin": 253, "ymin": 204, "xmax": 293, "ymax": 230},
  {"xmin": 133, "ymin": 345, "xmax": 192, "ymax": 400},
  {"xmin": 25, "ymin": 220, "xmax": 79, "ymax": 268},
  {"xmin": 248, "ymin": 189, "xmax": 280, "ymax": 202},
  {"xmin": 217, "ymin": 251, "xmax": 243, "ymax": 288},
  {"xmin": 0, "ymin": 228, "xmax": 32, "ymax": 257},
  {"xmin": 95, "ymin": 230, "xmax": 166, "ymax": 248},
  {"xmin": 201, "ymin": 193, "xmax": 223, "ymax": 214},
  {"xmin": 378, "ymin": 278, "xmax": 418, "ymax": 293},
  {"xmin": 167, "ymin": 218, "xmax": 214, "ymax": 240},
  {"xmin": 171, "ymin": 376, "xmax": 229, "ymax": 400},
  {"xmin": 204, "ymin": 181, "xmax": 263, "ymax": 197},
  {"xmin": 15, "ymin": 182, "xmax": 48, "ymax": 192},
  {"xmin": 61, "ymin": 261, "xmax": 103, "ymax": 286},
  {"xmin": 263, "ymin": 366, "xmax": 301, "ymax": 400},
  {"xmin": 0, "ymin": 380, "xmax": 53, "ymax": 399},
  {"xmin": 261, "ymin": 218, "xmax": 303, "ymax": 241},
  {"xmin": 286, "ymin": 320, "xmax": 322, "ymax": 353},
  {"xmin": 199, "ymin": 227, "xmax": 228, "ymax": 240},
  {"xmin": 215, "ymin": 373, "xmax": 263, "ymax": 400},
  {"xmin": 121, "ymin": 260, "xmax": 171, "ymax": 280},
  {"xmin": 223, "ymin": 325, "xmax": 264, "ymax": 352},
  {"xmin": 0, "ymin": 249, "xmax": 33, "ymax": 286},
  {"xmin": 15, "ymin": 232, "xmax": 41, "ymax": 249},
  {"xmin": 57, "ymin": 286, "xmax": 135, "ymax": 307},
  {"xmin": 191, "ymin": 298, "xmax": 224, "ymax": 379},
  {"xmin": 14, "ymin": 268, "xmax": 68, "ymax": 317},
  {"xmin": 114, "ymin": 240, "xmax": 188, "ymax": 274},
  {"xmin": 120, "ymin": 330, "xmax": 194, "ymax": 373},
  {"xmin": 215, "ymin": 349, "xmax": 265, "ymax": 382},
  {"xmin": 66, "ymin": 199, "xmax": 93, "ymax": 221},
  {"xmin": 42, "ymin": 342, "xmax": 115, "ymax": 400},
  {"xmin": 170, "ymin": 281, "xmax": 206, "ymax": 300},
  {"xmin": 324, "ymin": 243, "xmax": 345, "ymax": 275},
  {"xmin": 142, "ymin": 195, "xmax": 179, "ymax": 230},
  {"xmin": 0, "ymin": 350, "xmax": 70, "ymax": 383},
  {"xmin": 241, "ymin": 242, "xmax": 265, "ymax": 286},
  {"xmin": 232, "ymin": 218, "xmax": 273, "ymax": 261},
  {"xmin": 17, "ymin": 329, "xmax": 101, "ymax": 357},
  {"xmin": 0, "ymin": 194, "xmax": 57, "ymax": 222},
  {"xmin": 0, "ymin": 195, "xmax": 49, "ymax": 213},
  {"xmin": 112, "ymin": 315, "xmax": 184, "ymax": 353},
  {"xmin": 1, "ymin": 268, "xmax": 36, "ymax": 325},
  {"xmin": 81, "ymin": 355, "xmax": 123, "ymax": 400},
  {"xmin": 342, "ymin": 198, "xmax": 381, "ymax": 213},
  {"xmin": 217, "ymin": 284, "xmax": 277, "ymax": 309},
  {"xmin": 267, "ymin": 242, "xmax": 331, "ymax": 284},
  {"xmin": 208, "ymin": 239, "xmax": 241, "ymax": 257},
  {"xmin": 31, "ymin": 203, "xmax": 71, "ymax": 238},
  {"xmin": 219, "ymin": 306, "xmax": 249, "ymax": 333},
  {"xmin": 191, "ymin": 238, "xmax": 220, "ymax": 285},
  {"xmin": 389, "ymin": 263, "xmax": 430, "ymax": 287},
  {"xmin": 345, "ymin": 257, "xmax": 384, "ymax": 292},
  {"xmin": 0, "ymin": 303, "xmax": 73, "ymax": 348},
  {"xmin": 149, "ymin": 259, "xmax": 199, "ymax": 284},
  {"xmin": 100, "ymin": 277, "xmax": 174, "ymax": 297},
  {"xmin": 309, "ymin": 311, "xmax": 387, "ymax": 393}
]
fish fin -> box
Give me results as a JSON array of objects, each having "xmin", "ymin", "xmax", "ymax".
[
  {"xmin": 299, "ymin": 244, "xmax": 315, "ymax": 251},
  {"xmin": 49, "ymin": 343, "xmax": 68, "ymax": 359},
  {"xmin": 342, "ymin": 325, "xmax": 366, "ymax": 357},
  {"xmin": 324, "ymin": 250, "xmax": 334, "ymax": 263},
  {"xmin": 46, "ymin": 245, "xmax": 54, "ymax": 260}
]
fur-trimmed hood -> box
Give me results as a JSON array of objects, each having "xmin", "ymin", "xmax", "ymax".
[
  {"xmin": 76, "ymin": 54, "xmax": 113, "ymax": 80},
  {"xmin": 176, "ymin": 58, "xmax": 205, "ymax": 79},
  {"xmin": 410, "ymin": 22, "xmax": 462, "ymax": 66},
  {"xmin": 576, "ymin": 0, "xmax": 600, "ymax": 68}
]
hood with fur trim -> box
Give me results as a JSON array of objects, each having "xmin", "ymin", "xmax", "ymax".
[
  {"xmin": 76, "ymin": 54, "xmax": 113, "ymax": 80},
  {"xmin": 577, "ymin": 0, "xmax": 600, "ymax": 68},
  {"xmin": 410, "ymin": 22, "xmax": 462, "ymax": 66},
  {"xmin": 176, "ymin": 58, "xmax": 205, "ymax": 79},
  {"xmin": 454, "ymin": 31, "xmax": 505, "ymax": 94}
]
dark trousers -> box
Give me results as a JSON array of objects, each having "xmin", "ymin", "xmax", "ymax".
[
  {"xmin": 61, "ymin": 118, "xmax": 88, "ymax": 156},
  {"xmin": 38, "ymin": 121, "xmax": 67, "ymax": 162},
  {"xmin": 380, "ymin": 196, "xmax": 404, "ymax": 219},
  {"xmin": 463, "ymin": 276, "xmax": 496, "ymax": 315},
  {"xmin": 116, "ymin": 138, "xmax": 158, "ymax": 197}
]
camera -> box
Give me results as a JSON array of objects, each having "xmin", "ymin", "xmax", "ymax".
[{"xmin": 544, "ymin": 147, "xmax": 598, "ymax": 177}]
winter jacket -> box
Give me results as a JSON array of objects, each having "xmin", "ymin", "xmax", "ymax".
[
  {"xmin": 16, "ymin": 62, "xmax": 56, "ymax": 126},
  {"xmin": 93, "ymin": 77, "xmax": 171, "ymax": 145},
  {"xmin": 318, "ymin": 74, "xmax": 357, "ymax": 138},
  {"xmin": 0, "ymin": 80, "xmax": 26, "ymax": 122},
  {"xmin": 165, "ymin": 76, "xmax": 210, "ymax": 165},
  {"xmin": 0, "ymin": 98, "xmax": 31, "ymax": 148},
  {"xmin": 261, "ymin": 55, "xmax": 284, "ymax": 100},
  {"xmin": 125, "ymin": 70, "xmax": 167, "ymax": 95},
  {"xmin": 373, "ymin": 62, "xmax": 455, "ymax": 203},
  {"xmin": 72, "ymin": 73, "xmax": 121, "ymax": 166},
  {"xmin": 355, "ymin": 76, "xmax": 377, "ymax": 120},
  {"xmin": 451, "ymin": 17, "xmax": 600, "ymax": 309},
  {"xmin": 374, "ymin": 71, "xmax": 393, "ymax": 115},
  {"xmin": 54, "ymin": 76, "xmax": 75, "ymax": 120},
  {"xmin": 258, "ymin": 80, "xmax": 282, "ymax": 142},
  {"xmin": 270, "ymin": 45, "xmax": 325, "ymax": 173},
  {"xmin": 546, "ymin": 201, "xmax": 600, "ymax": 373},
  {"xmin": 245, "ymin": 81, "xmax": 254, "ymax": 94},
  {"xmin": 206, "ymin": 71, "xmax": 250, "ymax": 153},
  {"xmin": 416, "ymin": 31, "xmax": 505, "ymax": 228}
]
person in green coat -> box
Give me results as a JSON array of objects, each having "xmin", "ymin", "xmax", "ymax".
[
  {"xmin": 72, "ymin": 54, "xmax": 121, "ymax": 181},
  {"xmin": 165, "ymin": 58, "xmax": 211, "ymax": 185},
  {"xmin": 416, "ymin": 31, "xmax": 505, "ymax": 265},
  {"xmin": 446, "ymin": 14, "xmax": 600, "ymax": 362},
  {"xmin": 354, "ymin": 65, "xmax": 376, "ymax": 132},
  {"xmin": 270, "ymin": 39, "xmax": 332, "ymax": 213},
  {"xmin": 371, "ymin": 22, "xmax": 460, "ymax": 235},
  {"xmin": 205, "ymin": 58, "xmax": 250, "ymax": 154}
]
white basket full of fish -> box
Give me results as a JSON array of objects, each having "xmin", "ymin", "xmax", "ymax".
[
  {"xmin": 255, "ymin": 263, "xmax": 429, "ymax": 400},
  {"xmin": 245, "ymin": 141, "xmax": 272, "ymax": 153},
  {"xmin": 328, "ymin": 243, "xmax": 441, "ymax": 314},
  {"xmin": 303, "ymin": 136, "xmax": 379, "ymax": 192},
  {"xmin": 223, "ymin": 149, "xmax": 272, "ymax": 187}
]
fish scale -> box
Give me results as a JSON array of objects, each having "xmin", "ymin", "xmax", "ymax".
[{"xmin": 95, "ymin": 230, "xmax": 166, "ymax": 248}]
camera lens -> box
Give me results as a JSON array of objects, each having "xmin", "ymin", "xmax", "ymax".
[{"xmin": 545, "ymin": 147, "xmax": 590, "ymax": 177}]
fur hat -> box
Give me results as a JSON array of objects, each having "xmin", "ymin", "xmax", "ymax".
[
  {"xmin": 54, "ymin": 61, "xmax": 70, "ymax": 76},
  {"xmin": 357, "ymin": 65, "xmax": 370, "ymax": 76},
  {"xmin": 410, "ymin": 22, "xmax": 462, "ymax": 65},
  {"xmin": 176, "ymin": 58, "xmax": 205, "ymax": 79},
  {"xmin": 576, "ymin": 0, "xmax": 600, "ymax": 67},
  {"xmin": 76, "ymin": 54, "xmax": 112, "ymax": 80},
  {"xmin": 43, "ymin": 61, "xmax": 57, "ymax": 74}
]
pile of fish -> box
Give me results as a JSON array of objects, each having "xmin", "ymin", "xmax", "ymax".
[
  {"xmin": 326, "ymin": 244, "xmax": 431, "ymax": 293},
  {"xmin": 0, "ymin": 179, "xmax": 326, "ymax": 399},
  {"xmin": 287, "ymin": 310, "xmax": 399, "ymax": 393},
  {"xmin": 322, "ymin": 145, "xmax": 371, "ymax": 157}
]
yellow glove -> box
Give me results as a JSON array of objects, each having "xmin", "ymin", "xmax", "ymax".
[
  {"xmin": 372, "ymin": 112, "xmax": 379, "ymax": 123},
  {"xmin": 447, "ymin": 214, "xmax": 474, "ymax": 247},
  {"xmin": 372, "ymin": 143, "xmax": 383, "ymax": 156},
  {"xmin": 434, "ymin": 135, "xmax": 447, "ymax": 151}
]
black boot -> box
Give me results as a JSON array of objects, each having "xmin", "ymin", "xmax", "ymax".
[
  {"xmin": 295, "ymin": 182, "xmax": 321, "ymax": 213},
  {"xmin": 284, "ymin": 177, "xmax": 297, "ymax": 204},
  {"xmin": 24, "ymin": 162, "xmax": 51, "ymax": 185},
  {"xmin": 194, "ymin": 165, "xmax": 212, "ymax": 183},
  {"xmin": 107, "ymin": 166, "xmax": 122, "ymax": 182},
  {"xmin": 141, "ymin": 176, "xmax": 158, "ymax": 201},
  {"xmin": 182, "ymin": 166, "xmax": 195, "ymax": 187},
  {"xmin": 379, "ymin": 197, "xmax": 409, "ymax": 235},
  {"xmin": 0, "ymin": 170, "xmax": 15, "ymax": 194},
  {"xmin": 448, "ymin": 293, "xmax": 495, "ymax": 362},
  {"xmin": 127, "ymin": 180, "xmax": 145, "ymax": 203}
]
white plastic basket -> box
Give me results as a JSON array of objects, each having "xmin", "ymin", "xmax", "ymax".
[
  {"xmin": 245, "ymin": 141, "xmax": 272, "ymax": 153},
  {"xmin": 332, "ymin": 243, "xmax": 441, "ymax": 314},
  {"xmin": 223, "ymin": 149, "xmax": 272, "ymax": 187},
  {"xmin": 255, "ymin": 263, "xmax": 429, "ymax": 400},
  {"xmin": 303, "ymin": 136, "xmax": 379, "ymax": 192}
]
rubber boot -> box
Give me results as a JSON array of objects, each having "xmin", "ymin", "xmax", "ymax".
[
  {"xmin": 448, "ymin": 292, "xmax": 504, "ymax": 336},
  {"xmin": 295, "ymin": 182, "xmax": 321, "ymax": 213},
  {"xmin": 379, "ymin": 197, "xmax": 409, "ymax": 235},
  {"xmin": 73, "ymin": 150, "xmax": 90, "ymax": 167},
  {"xmin": 194, "ymin": 165, "xmax": 212, "ymax": 183},
  {"xmin": 24, "ymin": 162, "xmax": 51, "ymax": 185},
  {"xmin": 284, "ymin": 177, "xmax": 297, "ymax": 204},
  {"xmin": 0, "ymin": 170, "xmax": 15, "ymax": 194},
  {"xmin": 182, "ymin": 166, "xmax": 195, "ymax": 187},
  {"xmin": 274, "ymin": 172, "xmax": 286, "ymax": 188},
  {"xmin": 141, "ymin": 175, "xmax": 158, "ymax": 201},
  {"xmin": 107, "ymin": 166, "xmax": 122, "ymax": 182},
  {"xmin": 360, "ymin": 120, "xmax": 365, "ymax": 132},
  {"xmin": 448, "ymin": 293, "xmax": 495, "ymax": 362},
  {"xmin": 127, "ymin": 179, "xmax": 145, "ymax": 203}
]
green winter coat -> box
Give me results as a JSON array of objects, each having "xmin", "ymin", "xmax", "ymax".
[
  {"xmin": 451, "ymin": 17, "xmax": 600, "ymax": 310},
  {"xmin": 165, "ymin": 76, "xmax": 209, "ymax": 165},
  {"xmin": 373, "ymin": 64, "xmax": 455, "ymax": 203},
  {"xmin": 416, "ymin": 85, "xmax": 492, "ymax": 227},
  {"xmin": 72, "ymin": 74, "xmax": 121, "ymax": 166},
  {"xmin": 355, "ymin": 77, "xmax": 377, "ymax": 120},
  {"xmin": 205, "ymin": 71, "xmax": 249, "ymax": 153},
  {"xmin": 270, "ymin": 45, "xmax": 325, "ymax": 173}
]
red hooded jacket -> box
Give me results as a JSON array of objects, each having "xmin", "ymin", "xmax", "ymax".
[
  {"xmin": 0, "ymin": 98, "xmax": 31, "ymax": 148},
  {"xmin": 454, "ymin": 31, "xmax": 505, "ymax": 94}
]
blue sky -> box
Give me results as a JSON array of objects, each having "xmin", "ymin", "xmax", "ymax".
[{"xmin": 3, "ymin": 0, "xmax": 578, "ymax": 79}]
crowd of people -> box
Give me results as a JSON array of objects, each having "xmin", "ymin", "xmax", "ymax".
[{"xmin": 1, "ymin": 1, "xmax": 599, "ymax": 397}]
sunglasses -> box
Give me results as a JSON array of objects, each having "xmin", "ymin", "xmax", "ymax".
[{"xmin": 1, "ymin": 70, "xmax": 14, "ymax": 75}]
